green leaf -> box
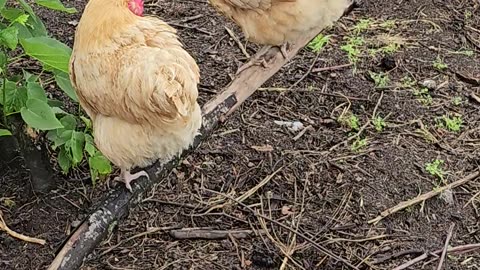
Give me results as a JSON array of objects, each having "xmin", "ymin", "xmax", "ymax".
[
  {"xmin": 89, "ymin": 152, "xmax": 112, "ymax": 174},
  {"xmin": 0, "ymin": 129, "xmax": 11, "ymax": 136},
  {"xmin": 47, "ymin": 129, "xmax": 71, "ymax": 148},
  {"xmin": 20, "ymin": 98, "xmax": 64, "ymax": 130},
  {"xmin": 64, "ymin": 131, "xmax": 84, "ymax": 164},
  {"xmin": 47, "ymin": 99, "xmax": 63, "ymax": 108},
  {"xmin": 20, "ymin": 37, "xmax": 71, "ymax": 73},
  {"xmin": 2, "ymin": 82, "xmax": 27, "ymax": 113},
  {"xmin": 13, "ymin": 14, "xmax": 29, "ymax": 26},
  {"xmin": 54, "ymin": 70, "xmax": 78, "ymax": 101},
  {"xmin": 0, "ymin": 26, "xmax": 19, "ymax": 50},
  {"xmin": 58, "ymin": 146, "xmax": 72, "ymax": 173},
  {"xmin": 27, "ymin": 82, "xmax": 47, "ymax": 102},
  {"xmin": 51, "ymin": 106, "xmax": 67, "ymax": 115},
  {"xmin": 84, "ymin": 134, "xmax": 96, "ymax": 156},
  {"xmin": 80, "ymin": 116, "xmax": 91, "ymax": 130},
  {"xmin": 34, "ymin": 0, "xmax": 77, "ymax": 13},
  {"xmin": 60, "ymin": 114, "xmax": 76, "ymax": 130},
  {"xmin": 15, "ymin": 0, "xmax": 35, "ymax": 15},
  {"xmin": 0, "ymin": 0, "xmax": 6, "ymax": 10},
  {"xmin": 23, "ymin": 71, "xmax": 39, "ymax": 83},
  {"xmin": 1, "ymin": 8, "xmax": 25, "ymax": 22},
  {"xmin": 0, "ymin": 51, "xmax": 6, "ymax": 72}
]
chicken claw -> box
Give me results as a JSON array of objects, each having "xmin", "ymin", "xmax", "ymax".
[
  {"xmin": 236, "ymin": 44, "xmax": 290, "ymax": 75},
  {"xmin": 115, "ymin": 169, "xmax": 149, "ymax": 192},
  {"xmin": 279, "ymin": 42, "xmax": 290, "ymax": 59}
]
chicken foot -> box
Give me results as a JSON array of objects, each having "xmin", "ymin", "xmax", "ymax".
[
  {"xmin": 236, "ymin": 43, "xmax": 290, "ymax": 75},
  {"xmin": 114, "ymin": 169, "xmax": 149, "ymax": 192}
]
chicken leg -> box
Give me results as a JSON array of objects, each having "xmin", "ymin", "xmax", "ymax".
[
  {"xmin": 236, "ymin": 43, "xmax": 290, "ymax": 75},
  {"xmin": 114, "ymin": 169, "xmax": 149, "ymax": 192}
]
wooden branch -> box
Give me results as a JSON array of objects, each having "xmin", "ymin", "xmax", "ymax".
[
  {"xmin": 368, "ymin": 170, "xmax": 480, "ymax": 225},
  {"xmin": 47, "ymin": 4, "xmax": 358, "ymax": 270}
]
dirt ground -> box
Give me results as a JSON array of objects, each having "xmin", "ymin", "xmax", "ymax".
[{"xmin": 1, "ymin": 0, "xmax": 479, "ymax": 269}]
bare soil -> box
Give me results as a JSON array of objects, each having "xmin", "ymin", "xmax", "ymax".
[{"xmin": 1, "ymin": 0, "xmax": 479, "ymax": 269}]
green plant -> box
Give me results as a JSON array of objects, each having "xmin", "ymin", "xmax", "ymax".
[
  {"xmin": 341, "ymin": 36, "xmax": 364, "ymax": 65},
  {"xmin": 369, "ymin": 71, "xmax": 390, "ymax": 88},
  {"xmin": 372, "ymin": 116, "xmax": 386, "ymax": 132},
  {"xmin": 339, "ymin": 113, "xmax": 360, "ymax": 131},
  {"xmin": 433, "ymin": 56, "xmax": 448, "ymax": 70},
  {"xmin": 452, "ymin": 96, "xmax": 462, "ymax": 106},
  {"xmin": 437, "ymin": 115, "xmax": 463, "ymax": 132},
  {"xmin": 353, "ymin": 19, "xmax": 372, "ymax": 34},
  {"xmin": 400, "ymin": 76, "xmax": 416, "ymax": 88},
  {"xmin": 307, "ymin": 34, "xmax": 330, "ymax": 53},
  {"xmin": 425, "ymin": 159, "xmax": 445, "ymax": 181},
  {"xmin": 379, "ymin": 20, "xmax": 396, "ymax": 29},
  {"xmin": 413, "ymin": 87, "xmax": 432, "ymax": 106},
  {"xmin": 351, "ymin": 138, "xmax": 367, "ymax": 152},
  {"xmin": 0, "ymin": 0, "xmax": 111, "ymax": 184}
]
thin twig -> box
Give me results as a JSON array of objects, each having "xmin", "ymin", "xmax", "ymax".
[
  {"xmin": 0, "ymin": 211, "xmax": 46, "ymax": 245},
  {"xmin": 225, "ymin": 26, "xmax": 250, "ymax": 58},
  {"xmin": 436, "ymin": 223, "xmax": 455, "ymax": 270},
  {"xmin": 170, "ymin": 228, "xmax": 263, "ymax": 240},
  {"xmin": 369, "ymin": 170, "xmax": 480, "ymax": 224},
  {"xmin": 311, "ymin": 63, "xmax": 352, "ymax": 73}
]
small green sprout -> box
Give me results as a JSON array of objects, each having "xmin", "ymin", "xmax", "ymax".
[
  {"xmin": 372, "ymin": 116, "xmax": 386, "ymax": 132},
  {"xmin": 379, "ymin": 20, "xmax": 396, "ymax": 29},
  {"xmin": 425, "ymin": 159, "xmax": 445, "ymax": 181},
  {"xmin": 354, "ymin": 19, "xmax": 372, "ymax": 34},
  {"xmin": 339, "ymin": 114, "xmax": 360, "ymax": 131},
  {"xmin": 433, "ymin": 56, "xmax": 448, "ymax": 70},
  {"xmin": 341, "ymin": 36, "xmax": 364, "ymax": 64},
  {"xmin": 351, "ymin": 138, "xmax": 368, "ymax": 152},
  {"xmin": 437, "ymin": 115, "xmax": 463, "ymax": 132},
  {"xmin": 401, "ymin": 76, "xmax": 416, "ymax": 88},
  {"xmin": 413, "ymin": 87, "xmax": 433, "ymax": 106},
  {"xmin": 452, "ymin": 96, "xmax": 462, "ymax": 106},
  {"xmin": 308, "ymin": 34, "xmax": 330, "ymax": 53},
  {"xmin": 369, "ymin": 71, "xmax": 390, "ymax": 88}
]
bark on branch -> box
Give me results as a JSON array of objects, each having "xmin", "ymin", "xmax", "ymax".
[{"xmin": 47, "ymin": 3, "xmax": 358, "ymax": 269}]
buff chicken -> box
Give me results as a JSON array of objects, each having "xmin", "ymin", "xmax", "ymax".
[
  {"xmin": 209, "ymin": 0, "xmax": 354, "ymax": 73},
  {"xmin": 69, "ymin": 0, "xmax": 202, "ymax": 191}
]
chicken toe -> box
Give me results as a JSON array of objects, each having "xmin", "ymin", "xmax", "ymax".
[
  {"xmin": 279, "ymin": 43, "xmax": 290, "ymax": 59},
  {"xmin": 115, "ymin": 169, "xmax": 149, "ymax": 192},
  {"xmin": 236, "ymin": 45, "xmax": 273, "ymax": 75}
]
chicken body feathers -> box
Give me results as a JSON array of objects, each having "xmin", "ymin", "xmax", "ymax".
[
  {"xmin": 210, "ymin": 0, "xmax": 351, "ymax": 45},
  {"xmin": 70, "ymin": 4, "xmax": 201, "ymax": 170}
]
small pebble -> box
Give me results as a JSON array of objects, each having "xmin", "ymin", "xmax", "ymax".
[{"xmin": 421, "ymin": 79, "xmax": 437, "ymax": 90}]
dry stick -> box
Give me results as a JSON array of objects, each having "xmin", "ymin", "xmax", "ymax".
[
  {"xmin": 169, "ymin": 228, "xmax": 263, "ymax": 240},
  {"xmin": 0, "ymin": 211, "xmax": 46, "ymax": 245},
  {"xmin": 46, "ymin": 4, "xmax": 358, "ymax": 269},
  {"xmin": 436, "ymin": 223, "xmax": 455, "ymax": 270},
  {"xmin": 368, "ymin": 170, "xmax": 480, "ymax": 225}
]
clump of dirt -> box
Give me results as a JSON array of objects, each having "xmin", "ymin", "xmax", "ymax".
[{"xmin": 1, "ymin": 0, "xmax": 479, "ymax": 269}]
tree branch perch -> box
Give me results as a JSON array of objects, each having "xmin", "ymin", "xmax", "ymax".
[{"xmin": 47, "ymin": 3, "xmax": 358, "ymax": 269}]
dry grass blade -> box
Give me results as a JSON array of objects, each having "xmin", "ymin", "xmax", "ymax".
[{"xmin": 369, "ymin": 170, "xmax": 480, "ymax": 224}]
